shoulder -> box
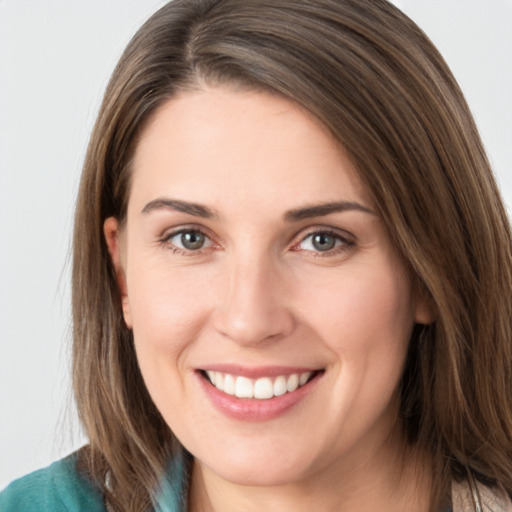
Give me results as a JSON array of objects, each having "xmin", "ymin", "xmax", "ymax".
[
  {"xmin": 0, "ymin": 453, "xmax": 105, "ymax": 512},
  {"xmin": 479, "ymin": 485, "xmax": 512, "ymax": 512},
  {"xmin": 452, "ymin": 479, "xmax": 512, "ymax": 512}
]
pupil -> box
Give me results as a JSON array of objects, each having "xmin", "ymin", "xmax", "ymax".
[
  {"xmin": 181, "ymin": 231, "xmax": 205, "ymax": 250},
  {"xmin": 312, "ymin": 233, "xmax": 335, "ymax": 251}
]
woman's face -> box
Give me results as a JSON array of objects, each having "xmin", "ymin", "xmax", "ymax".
[{"xmin": 105, "ymin": 87, "xmax": 430, "ymax": 487}]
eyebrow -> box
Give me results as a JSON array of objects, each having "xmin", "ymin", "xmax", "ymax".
[
  {"xmin": 284, "ymin": 201, "xmax": 375, "ymax": 222},
  {"xmin": 141, "ymin": 198, "xmax": 217, "ymax": 218},
  {"xmin": 141, "ymin": 198, "xmax": 374, "ymax": 221}
]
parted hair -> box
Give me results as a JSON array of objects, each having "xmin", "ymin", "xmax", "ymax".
[{"xmin": 72, "ymin": 1, "xmax": 512, "ymax": 510}]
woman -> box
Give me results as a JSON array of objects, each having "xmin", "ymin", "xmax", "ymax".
[{"xmin": 2, "ymin": 0, "xmax": 512, "ymax": 510}]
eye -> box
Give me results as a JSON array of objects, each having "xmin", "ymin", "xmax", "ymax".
[
  {"xmin": 163, "ymin": 229, "xmax": 213, "ymax": 253},
  {"xmin": 296, "ymin": 230, "xmax": 353, "ymax": 255}
]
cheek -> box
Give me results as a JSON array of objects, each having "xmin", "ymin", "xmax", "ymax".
[
  {"xmin": 125, "ymin": 263, "xmax": 218, "ymax": 419},
  {"xmin": 126, "ymin": 261, "xmax": 215, "ymax": 359},
  {"xmin": 297, "ymin": 261, "xmax": 414, "ymax": 367},
  {"xmin": 299, "ymin": 265, "xmax": 414, "ymax": 442}
]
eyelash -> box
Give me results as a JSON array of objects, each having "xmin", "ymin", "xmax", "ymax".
[
  {"xmin": 159, "ymin": 227, "xmax": 355, "ymax": 257},
  {"xmin": 293, "ymin": 229, "xmax": 355, "ymax": 257},
  {"xmin": 159, "ymin": 228, "xmax": 216, "ymax": 257}
]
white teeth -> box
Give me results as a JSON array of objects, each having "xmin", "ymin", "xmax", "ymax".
[
  {"xmin": 273, "ymin": 376, "xmax": 287, "ymax": 396},
  {"xmin": 205, "ymin": 370, "xmax": 317, "ymax": 400},
  {"xmin": 254, "ymin": 377, "xmax": 274, "ymax": 399},
  {"xmin": 299, "ymin": 371, "xmax": 312, "ymax": 386},
  {"xmin": 235, "ymin": 376, "xmax": 253, "ymax": 398},
  {"xmin": 223, "ymin": 374, "xmax": 236, "ymax": 395},
  {"xmin": 287, "ymin": 373, "xmax": 299, "ymax": 392},
  {"xmin": 215, "ymin": 372, "xmax": 224, "ymax": 391}
]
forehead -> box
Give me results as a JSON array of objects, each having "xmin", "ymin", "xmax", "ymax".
[{"xmin": 129, "ymin": 86, "xmax": 373, "ymax": 215}]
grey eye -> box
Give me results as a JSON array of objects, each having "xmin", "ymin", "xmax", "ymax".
[
  {"xmin": 298, "ymin": 231, "xmax": 347, "ymax": 253},
  {"xmin": 311, "ymin": 233, "xmax": 336, "ymax": 251},
  {"xmin": 180, "ymin": 231, "xmax": 206, "ymax": 250},
  {"xmin": 166, "ymin": 229, "xmax": 212, "ymax": 252}
]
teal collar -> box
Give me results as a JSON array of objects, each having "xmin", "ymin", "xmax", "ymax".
[{"xmin": 154, "ymin": 447, "xmax": 190, "ymax": 512}]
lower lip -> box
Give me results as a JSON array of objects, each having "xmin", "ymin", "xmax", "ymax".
[{"xmin": 197, "ymin": 372, "xmax": 321, "ymax": 422}]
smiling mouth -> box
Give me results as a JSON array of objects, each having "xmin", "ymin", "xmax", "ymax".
[{"xmin": 200, "ymin": 369, "xmax": 322, "ymax": 400}]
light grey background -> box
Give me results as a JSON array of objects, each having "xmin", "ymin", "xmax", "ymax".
[{"xmin": 1, "ymin": 0, "xmax": 511, "ymax": 490}]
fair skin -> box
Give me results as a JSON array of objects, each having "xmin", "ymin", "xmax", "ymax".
[{"xmin": 104, "ymin": 86, "xmax": 432, "ymax": 511}]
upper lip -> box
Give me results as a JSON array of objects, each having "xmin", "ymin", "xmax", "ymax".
[{"xmin": 197, "ymin": 364, "xmax": 323, "ymax": 379}]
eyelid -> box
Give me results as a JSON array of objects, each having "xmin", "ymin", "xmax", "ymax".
[
  {"xmin": 158, "ymin": 223, "xmax": 355, "ymax": 257},
  {"xmin": 291, "ymin": 226, "xmax": 356, "ymax": 254},
  {"xmin": 160, "ymin": 223, "xmax": 215, "ymax": 241},
  {"xmin": 296, "ymin": 225, "xmax": 355, "ymax": 243},
  {"xmin": 159, "ymin": 225, "xmax": 218, "ymax": 254}
]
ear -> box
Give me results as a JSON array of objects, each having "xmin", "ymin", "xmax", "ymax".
[
  {"xmin": 414, "ymin": 288, "xmax": 435, "ymax": 325},
  {"xmin": 104, "ymin": 217, "xmax": 132, "ymax": 328}
]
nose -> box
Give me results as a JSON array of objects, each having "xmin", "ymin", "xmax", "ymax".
[{"xmin": 212, "ymin": 252, "xmax": 295, "ymax": 346}]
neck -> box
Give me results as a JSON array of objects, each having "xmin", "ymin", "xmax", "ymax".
[{"xmin": 188, "ymin": 436, "xmax": 433, "ymax": 512}]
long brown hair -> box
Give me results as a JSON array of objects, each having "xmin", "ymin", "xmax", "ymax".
[{"xmin": 72, "ymin": 1, "xmax": 512, "ymax": 510}]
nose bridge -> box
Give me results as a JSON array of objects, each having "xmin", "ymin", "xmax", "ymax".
[{"xmin": 213, "ymin": 243, "xmax": 293, "ymax": 345}]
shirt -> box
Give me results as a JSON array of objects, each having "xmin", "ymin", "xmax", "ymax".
[{"xmin": 0, "ymin": 451, "xmax": 187, "ymax": 512}]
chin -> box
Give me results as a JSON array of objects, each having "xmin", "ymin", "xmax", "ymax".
[
  {"xmin": 206, "ymin": 458, "xmax": 312, "ymax": 487},
  {"xmin": 193, "ymin": 436, "xmax": 323, "ymax": 487}
]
